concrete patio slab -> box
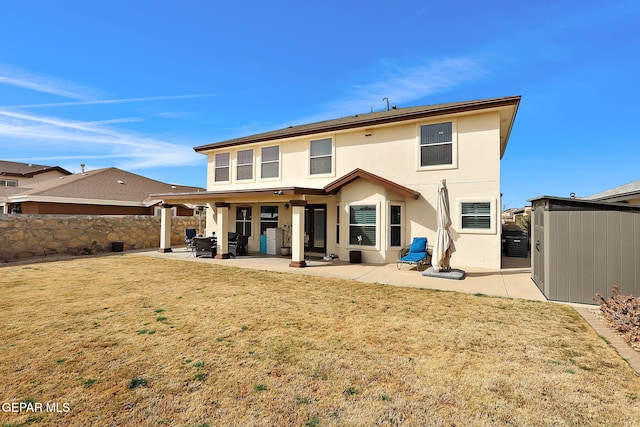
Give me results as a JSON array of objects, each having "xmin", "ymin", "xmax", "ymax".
[{"xmin": 131, "ymin": 248, "xmax": 546, "ymax": 302}]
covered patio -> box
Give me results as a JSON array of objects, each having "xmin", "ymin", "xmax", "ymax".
[
  {"xmin": 152, "ymin": 186, "xmax": 329, "ymax": 268},
  {"xmin": 151, "ymin": 169, "xmax": 423, "ymax": 268}
]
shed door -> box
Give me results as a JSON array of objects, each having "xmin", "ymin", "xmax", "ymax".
[{"xmin": 532, "ymin": 204, "xmax": 545, "ymax": 291}]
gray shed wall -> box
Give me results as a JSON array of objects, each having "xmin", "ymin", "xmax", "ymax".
[{"xmin": 531, "ymin": 197, "xmax": 640, "ymax": 304}]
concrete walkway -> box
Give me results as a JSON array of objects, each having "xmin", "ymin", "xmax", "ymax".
[
  {"xmin": 132, "ymin": 248, "xmax": 640, "ymax": 375},
  {"xmin": 135, "ymin": 248, "xmax": 546, "ymax": 301}
]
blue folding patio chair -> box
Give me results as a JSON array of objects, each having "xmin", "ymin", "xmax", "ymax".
[
  {"xmin": 396, "ymin": 237, "xmax": 431, "ymax": 270},
  {"xmin": 185, "ymin": 228, "xmax": 197, "ymax": 255}
]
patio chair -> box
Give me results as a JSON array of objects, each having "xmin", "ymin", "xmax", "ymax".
[
  {"xmin": 396, "ymin": 237, "xmax": 431, "ymax": 270},
  {"xmin": 228, "ymin": 233, "xmax": 248, "ymax": 257},
  {"xmin": 194, "ymin": 236, "xmax": 215, "ymax": 258},
  {"xmin": 185, "ymin": 228, "xmax": 197, "ymax": 254}
]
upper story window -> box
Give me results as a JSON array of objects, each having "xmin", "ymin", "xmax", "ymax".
[
  {"xmin": 0, "ymin": 179, "xmax": 18, "ymax": 187},
  {"xmin": 310, "ymin": 138, "xmax": 332, "ymax": 175},
  {"xmin": 214, "ymin": 153, "xmax": 230, "ymax": 182},
  {"xmin": 237, "ymin": 149, "xmax": 254, "ymax": 180},
  {"xmin": 420, "ymin": 122, "xmax": 453, "ymax": 167},
  {"xmin": 261, "ymin": 146, "xmax": 279, "ymax": 179}
]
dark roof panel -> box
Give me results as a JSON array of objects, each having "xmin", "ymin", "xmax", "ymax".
[
  {"xmin": 0, "ymin": 160, "xmax": 71, "ymax": 177},
  {"xmin": 194, "ymin": 96, "xmax": 521, "ymax": 152}
]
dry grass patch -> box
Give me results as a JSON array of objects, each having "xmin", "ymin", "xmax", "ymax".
[{"xmin": 1, "ymin": 256, "xmax": 640, "ymax": 426}]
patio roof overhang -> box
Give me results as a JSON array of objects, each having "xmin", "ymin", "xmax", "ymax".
[
  {"xmin": 151, "ymin": 169, "xmax": 421, "ymax": 205},
  {"xmin": 323, "ymin": 168, "xmax": 420, "ymax": 200},
  {"xmin": 150, "ymin": 186, "xmax": 327, "ymax": 204}
]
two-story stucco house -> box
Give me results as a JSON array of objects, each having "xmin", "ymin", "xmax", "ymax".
[{"xmin": 155, "ymin": 96, "xmax": 520, "ymax": 269}]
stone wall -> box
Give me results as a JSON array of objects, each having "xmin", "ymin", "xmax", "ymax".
[{"xmin": 0, "ymin": 215, "xmax": 200, "ymax": 262}]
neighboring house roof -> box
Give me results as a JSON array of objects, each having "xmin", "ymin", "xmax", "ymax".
[
  {"xmin": 584, "ymin": 180, "xmax": 640, "ymax": 203},
  {"xmin": 194, "ymin": 96, "xmax": 521, "ymax": 158},
  {"xmin": 0, "ymin": 160, "xmax": 71, "ymax": 177},
  {"xmin": 1, "ymin": 167, "xmax": 205, "ymax": 207}
]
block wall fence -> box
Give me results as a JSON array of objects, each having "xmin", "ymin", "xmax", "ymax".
[{"xmin": 0, "ymin": 215, "xmax": 200, "ymax": 261}]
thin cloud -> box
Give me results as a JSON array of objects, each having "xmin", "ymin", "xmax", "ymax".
[
  {"xmin": 2, "ymin": 94, "xmax": 216, "ymax": 109},
  {"xmin": 0, "ymin": 63, "xmax": 99, "ymax": 100},
  {"xmin": 292, "ymin": 56, "xmax": 489, "ymax": 126},
  {"xmin": 0, "ymin": 109, "xmax": 202, "ymax": 169},
  {"xmin": 352, "ymin": 57, "xmax": 489, "ymax": 105}
]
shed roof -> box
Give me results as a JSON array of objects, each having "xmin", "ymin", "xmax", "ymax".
[{"xmin": 529, "ymin": 195, "xmax": 640, "ymax": 212}]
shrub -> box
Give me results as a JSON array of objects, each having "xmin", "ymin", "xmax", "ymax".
[{"xmin": 595, "ymin": 285, "xmax": 640, "ymax": 351}]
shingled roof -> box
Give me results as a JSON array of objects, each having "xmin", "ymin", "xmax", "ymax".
[
  {"xmin": 194, "ymin": 96, "xmax": 521, "ymax": 158},
  {"xmin": 1, "ymin": 167, "xmax": 205, "ymax": 205},
  {"xmin": 0, "ymin": 160, "xmax": 71, "ymax": 177},
  {"xmin": 585, "ymin": 179, "xmax": 640, "ymax": 203}
]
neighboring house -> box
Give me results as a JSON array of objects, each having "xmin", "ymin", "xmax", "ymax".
[
  {"xmin": 584, "ymin": 180, "xmax": 640, "ymax": 205},
  {"xmin": 501, "ymin": 206, "xmax": 531, "ymax": 224},
  {"xmin": 154, "ymin": 96, "xmax": 521, "ymax": 269},
  {"xmin": 0, "ymin": 165, "xmax": 204, "ymax": 216},
  {"xmin": 0, "ymin": 160, "xmax": 71, "ymax": 188}
]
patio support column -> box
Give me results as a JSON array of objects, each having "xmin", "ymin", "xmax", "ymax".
[
  {"xmin": 289, "ymin": 200, "xmax": 307, "ymax": 268},
  {"xmin": 158, "ymin": 204, "xmax": 173, "ymax": 253},
  {"xmin": 214, "ymin": 202, "xmax": 231, "ymax": 259}
]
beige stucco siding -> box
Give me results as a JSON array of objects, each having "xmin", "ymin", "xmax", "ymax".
[{"xmin": 200, "ymin": 109, "xmax": 505, "ymax": 269}]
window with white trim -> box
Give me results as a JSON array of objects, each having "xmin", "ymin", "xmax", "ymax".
[
  {"xmin": 0, "ymin": 179, "xmax": 17, "ymax": 187},
  {"xmin": 389, "ymin": 204, "xmax": 402, "ymax": 247},
  {"xmin": 336, "ymin": 204, "xmax": 340, "ymax": 244},
  {"xmin": 349, "ymin": 205, "xmax": 376, "ymax": 246},
  {"xmin": 236, "ymin": 207, "xmax": 252, "ymax": 236},
  {"xmin": 420, "ymin": 122, "xmax": 453, "ymax": 167},
  {"xmin": 461, "ymin": 202, "xmax": 491, "ymax": 230},
  {"xmin": 237, "ymin": 149, "xmax": 254, "ymax": 180},
  {"xmin": 214, "ymin": 153, "xmax": 230, "ymax": 182},
  {"xmin": 261, "ymin": 146, "xmax": 279, "ymax": 179},
  {"xmin": 310, "ymin": 138, "xmax": 332, "ymax": 175}
]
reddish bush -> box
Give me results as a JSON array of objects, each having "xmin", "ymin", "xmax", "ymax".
[{"xmin": 595, "ymin": 285, "xmax": 640, "ymax": 352}]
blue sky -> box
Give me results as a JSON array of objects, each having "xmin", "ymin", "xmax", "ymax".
[{"xmin": 0, "ymin": 1, "xmax": 638, "ymax": 209}]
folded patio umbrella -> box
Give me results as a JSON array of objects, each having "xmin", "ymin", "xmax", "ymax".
[{"xmin": 432, "ymin": 179, "xmax": 456, "ymax": 272}]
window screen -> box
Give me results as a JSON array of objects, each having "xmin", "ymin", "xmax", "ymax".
[
  {"xmin": 461, "ymin": 202, "xmax": 491, "ymax": 229},
  {"xmin": 420, "ymin": 122, "xmax": 453, "ymax": 166}
]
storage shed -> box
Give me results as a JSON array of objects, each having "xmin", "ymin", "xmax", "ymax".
[{"xmin": 530, "ymin": 196, "xmax": 640, "ymax": 304}]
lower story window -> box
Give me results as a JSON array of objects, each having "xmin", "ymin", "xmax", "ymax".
[
  {"xmin": 390, "ymin": 204, "xmax": 402, "ymax": 247},
  {"xmin": 260, "ymin": 206, "xmax": 278, "ymax": 235},
  {"xmin": 236, "ymin": 207, "xmax": 252, "ymax": 236},
  {"xmin": 349, "ymin": 205, "xmax": 376, "ymax": 246},
  {"xmin": 461, "ymin": 202, "xmax": 491, "ymax": 229},
  {"xmin": 336, "ymin": 205, "xmax": 340, "ymax": 245}
]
